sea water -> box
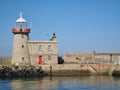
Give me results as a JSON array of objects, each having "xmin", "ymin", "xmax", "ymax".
[{"xmin": 0, "ymin": 75, "xmax": 120, "ymax": 90}]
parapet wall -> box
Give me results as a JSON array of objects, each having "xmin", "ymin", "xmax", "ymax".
[{"xmin": 63, "ymin": 52, "xmax": 120, "ymax": 64}]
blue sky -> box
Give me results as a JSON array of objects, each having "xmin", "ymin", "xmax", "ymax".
[{"xmin": 0, "ymin": 0, "xmax": 120, "ymax": 56}]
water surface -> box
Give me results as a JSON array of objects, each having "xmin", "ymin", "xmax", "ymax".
[{"xmin": 0, "ymin": 75, "xmax": 120, "ymax": 90}]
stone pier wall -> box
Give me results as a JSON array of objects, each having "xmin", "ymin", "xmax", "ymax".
[
  {"xmin": 63, "ymin": 52, "xmax": 120, "ymax": 64},
  {"xmin": 39, "ymin": 64, "xmax": 116, "ymax": 76}
]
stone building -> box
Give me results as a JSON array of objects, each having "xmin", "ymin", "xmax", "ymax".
[{"xmin": 11, "ymin": 13, "xmax": 58, "ymax": 65}]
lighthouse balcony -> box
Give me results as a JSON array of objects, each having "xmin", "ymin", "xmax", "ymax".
[{"xmin": 12, "ymin": 28, "xmax": 30, "ymax": 33}]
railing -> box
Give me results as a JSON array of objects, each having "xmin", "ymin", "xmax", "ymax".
[{"xmin": 12, "ymin": 28, "xmax": 30, "ymax": 33}]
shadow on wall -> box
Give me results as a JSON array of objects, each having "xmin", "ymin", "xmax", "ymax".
[{"xmin": 58, "ymin": 57, "xmax": 64, "ymax": 64}]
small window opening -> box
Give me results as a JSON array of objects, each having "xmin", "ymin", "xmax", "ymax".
[
  {"xmin": 48, "ymin": 45, "xmax": 52, "ymax": 51},
  {"xmin": 22, "ymin": 57, "xmax": 24, "ymax": 62},
  {"xmin": 48, "ymin": 55, "xmax": 52, "ymax": 60},
  {"xmin": 39, "ymin": 45, "xmax": 42, "ymax": 51},
  {"xmin": 22, "ymin": 45, "xmax": 24, "ymax": 49}
]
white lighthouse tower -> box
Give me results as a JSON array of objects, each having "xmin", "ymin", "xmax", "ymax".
[{"xmin": 11, "ymin": 13, "xmax": 30, "ymax": 65}]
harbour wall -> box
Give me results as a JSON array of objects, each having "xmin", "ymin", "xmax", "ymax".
[
  {"xmin": 39, "ymin": 64, "xmax": 117, "ymax": 76},
  {"xmin": 63, "ymin": 52, "xmax": 120, "ymax": 64},
  {"xmin": 0, "ymin": 64, "xmax": 120, "ymax": 77}
]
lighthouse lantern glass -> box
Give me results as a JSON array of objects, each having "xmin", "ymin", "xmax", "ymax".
[{"xmin": 17, "ymin": 22, "xmax": 27, "ymax": 28}]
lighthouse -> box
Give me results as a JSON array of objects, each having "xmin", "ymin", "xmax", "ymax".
[{"xmin": 11, "ymin": 13, "xmax": 30, "ymax": 65}]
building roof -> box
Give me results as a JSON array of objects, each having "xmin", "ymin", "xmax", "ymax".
[
  {"xmin": 16, "ymin": 13, "xmax": 27, "ymax": 23},
  {"xmin": 28, "ymin": 40, "xmax": 58, "ymax": 43}
]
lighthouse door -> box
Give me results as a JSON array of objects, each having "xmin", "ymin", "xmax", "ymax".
[{"xmin": 39, "ymin": 55, "xmax": 42, "ymax": 64}]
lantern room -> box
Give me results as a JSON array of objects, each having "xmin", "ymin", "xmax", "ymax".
[
  {"xmin": 12, "ymin": 13, "xmax": 30, "ymax": 34},
  {"xmin": 16, "ymin": 13, "xmax": 27, "ymax": 28}
]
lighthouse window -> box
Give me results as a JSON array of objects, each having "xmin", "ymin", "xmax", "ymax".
[
  {"xmin": 48, "ymin": 45, "xmax": 52, "ymax": 51},
  {"xmin": 22, "ymin": 45, "xmax": 24, "ymax": 49},
  {"xmin": 22, "ymin": 57, "xmax": 24, "ymax": 61},
  {"xmin": 17, "ymin": 22, "xmax": 27, "ymax": 28}
]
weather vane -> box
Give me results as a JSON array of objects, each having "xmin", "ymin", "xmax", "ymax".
[{"xmin": 19, "ymin": 12, "xmax": 23, "ymax": 18}]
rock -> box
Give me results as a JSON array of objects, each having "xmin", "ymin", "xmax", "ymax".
[{"xmin": 0, "ymin": 65, "xmax": 46, "ymax": 78}]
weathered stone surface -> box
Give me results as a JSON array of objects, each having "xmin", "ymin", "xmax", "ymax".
[
  {"xmin": 39, "ymin": 64, "xmax": 116, "ymax": 76},
  {"xmin": 0, "ymin": 57, "xmax": 11, "ymax": 65},
  {"xmin": 27, "ymin": 40, "xmax": 58, "ymax": 65},
  {"xmin": 63, "ymin": 52, "xmax": 120, "ymax": 64},
  {"xmin": 12, "ymin": 34, "xmax": 30, "ymax": 65}
]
